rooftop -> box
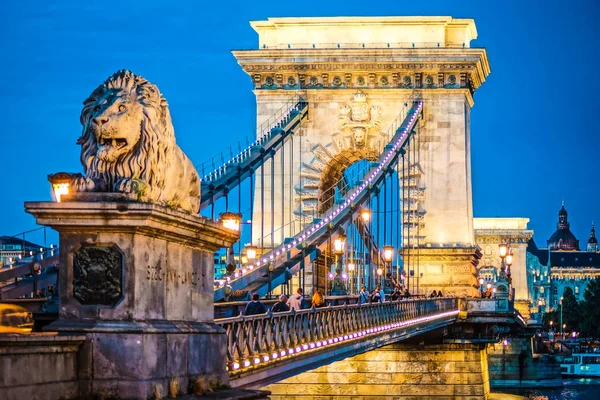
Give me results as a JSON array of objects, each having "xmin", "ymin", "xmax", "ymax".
[{"xmin": 250, "ymin": 16, "xmax": 478, "ymax": 49}]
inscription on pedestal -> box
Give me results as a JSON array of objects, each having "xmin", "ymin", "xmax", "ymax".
[
  {"xmin": 146, "ymin": 266, "xmax": 199, "ymax": 286},
  {"xmin": 73, "ymin": 245, "xmax": 123, "ymax": 305}
]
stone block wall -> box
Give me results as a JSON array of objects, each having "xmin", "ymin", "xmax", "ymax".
[
  {"xmin": 0, "ymin": 334, "xmax": 85, "ymax": 400},
  {"xmin": 487, "ymin": 338, "xmax": 562, "ymax": 388},
  {"xmin": 262, "ymin": 342, "xmax": 491, "ymax": 399}
]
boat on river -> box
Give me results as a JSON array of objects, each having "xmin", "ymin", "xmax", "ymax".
[{"xmin": 561, "ymin": 353, "xmax": 600, "ymax": 377}]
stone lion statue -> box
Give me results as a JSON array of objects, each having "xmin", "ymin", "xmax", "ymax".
[{"xmin": 71, "ymin": 70, "xmax": 200, "ymax": 213}]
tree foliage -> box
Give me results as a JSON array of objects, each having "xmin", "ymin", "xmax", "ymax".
[
  {"xmin": 560, "ymin": 286, "xmax": 581, "ymax": 332},
  {"xmin": 579, "ymin": 277, "xmax": 600, "ymax": 337}
]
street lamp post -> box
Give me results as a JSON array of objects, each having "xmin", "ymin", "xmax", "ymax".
[
  {"xmin": 479, "ymin": 277, "xmax": 485, "ymax": 298},
  {"xmin": 560, "ymin": 296, "xmax": 564, "ymax": 340},
  {"xmin": 348, "ymin": 262, "xmax": 355, "ymax": 295},
  {"xmin": 220, "ymin": 212, "xmax": 242, "ymax": 275},
  {"xmin": 498, "ymin": 244, "xmax": 513, "ymax": 293},
  {"xmin": 333, "ymin": 233, "xmax": 347, "ymax": 295},
  {"xmin": 383, "ymin": 245, "xmax": 394, "ymax": 292}
]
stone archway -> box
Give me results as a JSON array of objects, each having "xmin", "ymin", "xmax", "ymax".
[{"xmin": 294, "ymin": 92, "xmax": 388, "ymax": 222}]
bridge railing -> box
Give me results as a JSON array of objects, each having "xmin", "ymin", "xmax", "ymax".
[{"xmin": 216, "ymin": 297, "xmax": 458, "ymax": 372}]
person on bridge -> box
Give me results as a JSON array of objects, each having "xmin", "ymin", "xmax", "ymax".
[
  {"xmin": 437, "ymin": 290, "xmax": 443, "ymax": 297},
  {"xmin": 430, "ymin": 290, "xmax": 437, "ymax": 298},
  {"xmin": 311, "ymin": 289, "xmax": 325, "ymax": 308},
  {"xmin": 371, "ymin": 285, "xmax": 385, "ymax": 303},
  {"xmin": 391, "ymin": 286, "xmax": 402, "ymax": 301},
  {"xmin": 271, "ymin": 295, "xmax": 290, "ymax": 313},
  {"xmin": 359, "ymin": 286, "xmax": 370, "ymax": 304},
  {"xmin": 287, "ymin": 288, "xmax": 304, "ymax": 310},
  {"xmin": 244, "ymin": 293, "xmax": 267, "ymax": 316}
]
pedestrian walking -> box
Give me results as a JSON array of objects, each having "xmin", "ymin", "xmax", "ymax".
[
  {"xmin": 391, "ymin": 286, "xmax": 401, "ymax": 301},
  {"xmin": 271, "ymin": 295, "xmax": 290, "ymax": 312},
  {"xmin": 286, "ymin": 288, "xmax": 304, "ymax": 310},
  {"xmin": 244, "ymin": 292, "xmax": 267, "ymax": 316},
  {"xmin": 359, "ymin": 286, "xmax": 370, "ymax": 304},
  {"xmin": 311, "ymin": 289, "xmax": 325, "ymax": 308}
]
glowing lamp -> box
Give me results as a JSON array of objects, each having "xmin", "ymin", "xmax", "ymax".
[
  {"xmin": 550, "ymin": 321, "xmax": 553, "ymax": 326},
  {"xmin": 376, "ymin": 268, "xmax": 383, "ymax": 276},
  {"xmin": 333, "ymin": 234, "xmax": 346, "ymax": 254},
  {"xmin": 348, "ymin": 263, "xmax": 355, "ymax": 271},
  {"xmin": 328, "ymin": 272, "xmax": 334, "ymax": 279},
  {"xmin": 505, "ymin": 254, "xmax": 513, "ymax": 266},
  {"xmin": 538, "ymin": 299, "xmax": 543, "ymax": 306},
  {"xmin": 383, "ymin": 245, "xmax": 394, "ymax": 263},
  {"xmin": 48, "ymin": 172, "xmax": 72, "ymax": 202},
  {"xmin": 220, "ymin": 212, "xmax": 242, "ymax": 232},
  {"xmin": 360, "ymin": 209, "xmax": 371, "ymax": 222},
  {"xmin": 499, "ymin": 244, "xmax": 508, "ymax": 258},
  {"xmin": 479, "ymin": 278, "xmax": 484, "ymax": 286},
  {"xmin": 486, "ymin": 283, "xmax": 492, "ymax": 290}
]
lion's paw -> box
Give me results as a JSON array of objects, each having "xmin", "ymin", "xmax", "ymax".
[
  {"xmin": 71, "ymin": 174, "xmax": 95, "ymax": 192},
  {"xmin": 114, "ymin": 178, "xmax": 149, "ymax": 200}
]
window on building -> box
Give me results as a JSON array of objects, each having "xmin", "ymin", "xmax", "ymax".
[
  {"xmin": 540, "ymin": 286, "xmax": 545, "ymax": 293},
  {"xmin": 553, "ymin": 287, "xmax": 558, "ymax": 295},
  {"xmin": 554, "ymin": 299, "xmax": 558, "ymax": 306},
  {"xmin": 575, "ymin": 286, "xmax": 579, "ymax": 294}
]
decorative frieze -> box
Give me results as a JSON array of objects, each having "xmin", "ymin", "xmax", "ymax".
[{"xmin": 253, "ymin": 66, "xmax": 476, "ymax": 91}]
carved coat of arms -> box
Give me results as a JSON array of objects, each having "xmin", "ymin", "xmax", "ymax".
[
  {"xmin": 73, "ymin": 245, "xmax": 123, "ymax": 306},
  {"xmin": 338, "ymin": 92, "xmax": 383, "ymax": 148}
]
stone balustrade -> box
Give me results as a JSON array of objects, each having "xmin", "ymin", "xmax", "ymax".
[{"xmin": 216, "ymin": 297, "xmax": 458, "ymax": 375}]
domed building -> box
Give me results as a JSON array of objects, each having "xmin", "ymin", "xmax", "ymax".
[
  {"xmin": 546, "ymin": 203, "xmax": 579, "ymax": 251},
  {"xmin": 527, "ymin": 203, "xmax": 600, "ymax": 316}
]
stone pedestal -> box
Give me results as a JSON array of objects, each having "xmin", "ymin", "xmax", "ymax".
[
  {"xmin": 403, "ymin": 245, "xmax": 481, "ymax": 297},
  {"xmin": 25, "ymin": 194, "xmax": 239, "ymax": 399}
]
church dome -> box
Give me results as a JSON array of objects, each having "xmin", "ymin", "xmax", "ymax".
[{"xmin": 547, "ymin": 202, "xmax": 580, "ymax": 251}]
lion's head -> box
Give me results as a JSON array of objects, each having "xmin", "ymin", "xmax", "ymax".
[{"xmin": 77, "ymin": 69, "xmax": 173, "ymax": 191}]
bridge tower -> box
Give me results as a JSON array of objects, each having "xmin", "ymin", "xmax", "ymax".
[{"xmin": 234, "ymin": 17, "xmax": 490, "ymax": 296}]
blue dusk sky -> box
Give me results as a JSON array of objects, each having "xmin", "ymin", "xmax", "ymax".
[{"xmin": 1, "ymin": 0, "xmax": 599, "ymax": 247}]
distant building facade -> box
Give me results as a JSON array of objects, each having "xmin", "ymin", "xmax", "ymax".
[
  {"xmin": 474, "ymin": 218, "xmax": 534, "ymax": 317},
  {"xmin": 0, "ymin": 236, "xmax": 44, "ymax": 267},
  {"xmin": 527, "ymin": 204, "xmax": 600, "ymax": 316}
]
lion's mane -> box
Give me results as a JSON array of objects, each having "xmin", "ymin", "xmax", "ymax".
[
  {"xmin": 77, "ymin": 70, "xmax": 172, "ymax": 192},
  {"xmin": 74, "ymin": 70, "xmax": 200, "ymax": 213}
]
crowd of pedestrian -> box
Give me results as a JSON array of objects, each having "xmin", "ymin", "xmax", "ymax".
[{"xmin": 243, "ymin": 284, "xmax": 443, "ymax": 316}]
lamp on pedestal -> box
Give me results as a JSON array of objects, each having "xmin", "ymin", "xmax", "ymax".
[
  {"xmin": 220, "ymin": 212, "xmax": 242, "ymax": 273},
  {"xmin": 48, "ymin": 173, "xmax": 72, "ymax": 202}
]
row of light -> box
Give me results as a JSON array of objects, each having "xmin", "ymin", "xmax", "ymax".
[
  {"xmin": 202, "ymin": 100, "xmax": 305, "ymax": 181},
  {"xmin": 217, "ymin": 102, "xmax": 422, "ymax": 288},
  {"xmin": 230, "ymin": 306, "xmax": 456, "ymax": 372}
]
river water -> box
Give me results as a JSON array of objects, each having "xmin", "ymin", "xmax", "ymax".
[{"xmin": 496, "ymin": 379, "xmax": 600, "ymax": 399}]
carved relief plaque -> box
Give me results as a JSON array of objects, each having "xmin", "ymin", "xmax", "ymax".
[{"xmin": 73, "ymin": 245, "xmax": 123, "ymax": 306}]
